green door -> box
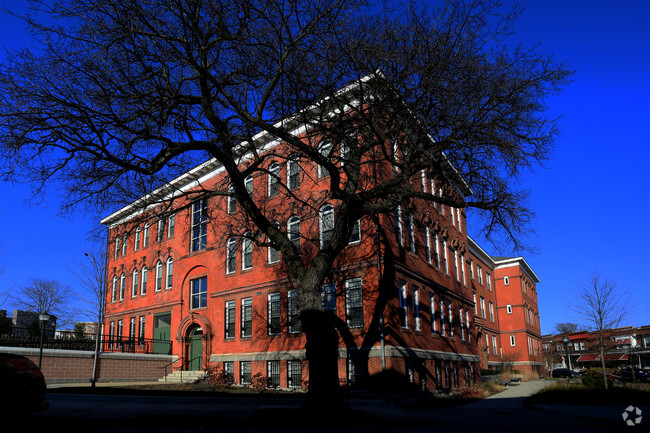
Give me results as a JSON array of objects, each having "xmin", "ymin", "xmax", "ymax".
[
  {"xmin": 189, "ymin": 326, "xmax": 203, "ymax": 370},
  {"xmin": 153, "ymin": 313, "xmax": 172, "ymax": 354}
]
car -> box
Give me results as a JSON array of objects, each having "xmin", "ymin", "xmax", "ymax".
[
  {"xmin": 0, "ymin": 353, "xmax": 48, "ymax": 414},
  {"xmin": 552, "ymin": 368, "xmax": 574, "ymax": 378},
  {"xmin": 618, "ymin": 368, "xmax": 650, "ymax": 383}
]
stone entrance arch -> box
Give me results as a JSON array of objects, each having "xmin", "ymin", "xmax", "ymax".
[{"xmin": 177, "ymin": 314, "xmax": 213, "ymax": 371}]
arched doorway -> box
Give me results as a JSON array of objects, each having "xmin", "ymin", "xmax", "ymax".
[{"xmin": 187, "ymin": 325, "xmax": 203, "ymax": 371}]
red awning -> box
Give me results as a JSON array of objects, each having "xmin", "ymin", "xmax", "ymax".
[{"xmin": 576, "ymin": 353, "xmax": 628, "ymax": 362}]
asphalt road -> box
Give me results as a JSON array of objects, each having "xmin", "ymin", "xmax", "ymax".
[{"xmin": 20, "ymin": 381, "xmax": 647, "ymax": 433}]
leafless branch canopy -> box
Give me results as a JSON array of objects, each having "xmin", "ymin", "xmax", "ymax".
[{"xmin": 0, "ymin": 0, "xmax": 571, "ymax": 256}]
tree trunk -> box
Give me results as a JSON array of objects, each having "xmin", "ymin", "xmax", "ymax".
[
  {"xmin": 302, "ymin": 308, "xmax": 345, "ymax": 411},
  {"xmin": 599, "ymin": 334, "xmax": 609, "ymax": 390}
]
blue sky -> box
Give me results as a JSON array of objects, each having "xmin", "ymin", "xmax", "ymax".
[{"xmin": 0, "ymin": 0, "xmax": 648, "ymax": 333}]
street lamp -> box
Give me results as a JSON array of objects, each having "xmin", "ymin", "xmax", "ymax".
[
  {"xmin": 562, "ymin": 336, "xmax": 573, "ymax": 373},
  {"xmin": 38, "ymin": 313, "xmax": 51, "ymax": 369}
]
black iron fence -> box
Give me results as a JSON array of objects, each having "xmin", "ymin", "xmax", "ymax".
[{"xmin": 0, "ymin": 327, "xmax": 172, "ymax": 355}]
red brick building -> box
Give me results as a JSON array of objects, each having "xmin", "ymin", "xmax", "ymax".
[{"xmin": 101, "ymin": 111, "xmax": 543, "ymax": 391}]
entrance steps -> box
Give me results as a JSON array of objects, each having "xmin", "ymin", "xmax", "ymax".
[{"xmin": 159, "ymin": 370, "xmax": 206, "ymax": 383}]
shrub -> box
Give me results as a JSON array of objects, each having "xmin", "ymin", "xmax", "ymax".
[
  {"xmin": 582, "ymin": 369, "xmax": 612, "ymax": 389},
  {"xmin": 205, "ymin": 366, "xmax": 233, "ymax": 388}
]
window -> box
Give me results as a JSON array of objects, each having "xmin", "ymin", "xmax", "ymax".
[
  {"xmin": 287, "ymin": 156, "xmax": 300, "ymax": 189},
  {"xmin": 268, "ymin": 293, "xmax": 281, "ymax": 335},
  {"xmin": 155, "ymin": 261, "xmax": 163, "ymax": 291},
  {"xmin": 141, "ymin": 266, "xmax": 147, "ymax": 295},
  {"xmin": 434, "ymin": 234, "xmax": 441, "ymax": 268},
  {"xmin": 413, "ymin": 286, "xmax": 420, "ymax": 332},
  {"xmin": 439, "ymin": 300, "xmax": 445, "ymax": 336},
  {"xmin": 268, "ymin": 222, "xmax": 280, "ymax": 264},
  {"xmin": 405, "ymin": 210, "xmax": 415, "ymax": 254},
  {"xmin": 493, "ymin": 335, "xmax": 498, "ymax": 354},
  {"xmin": 129, "ymin": 317, "xmax": 136, "ymax": 340},
  {"xmin": 480, "ymin": 297, "xmax": 486, "ymax": 318},
  {"xmin": 319, "ymin": 204, "xmax": 334, "ymax": 249},
  {"xmin": 322, "ymin": 283, "xmax": 336, "ymax": 316},
  {"xmin": 506, "ymin": 304, "xmax": 513, "ymax": 314},
  {"xmin": 317, "ymin": 141, "xmax": 332, "ymax": 178},
  {"xmin": 454, "ymin": 250, "xmax": 460, "ymax": 281},
  {"xmin": 143, "ymin": 223, "xmax": 150, "ymax": 248},
  {"xmin": 132, "ymin": 269, "xmax": 138, "ymax": 297},
  {"xmin": 288, "ymin": 216, "xmax": 300, "ymax": 250},
  {"xmin": 487, "ymin": 273, "xmax": 492, "ymax": 291},
  {"xmin": 430, "ymin": 294, "xmax": 437, "ymax": 334},
  {"xmin": 227, "ymin": 185, "xmax": 237, "ymax": 213},
  {"xmin": 157, "ymin": 219, "xmax": 164, "ymax": 243},
  {"xmin": 242, "ymin": 232, "xmax": 253, "ymax": 270},
  {"xmin": 225, "ymin": 301, "xmax": 236, "ymax": 339},
  {"xmin": 459, "ymin": 307, "xmax": 465, "ymax": 340},
  {"xmin": 288, "ymin": 360, "xmax": 302, "ymax": 389},
  {"xmin": 473, "ymin": 292, "xmax": 477, "ymax": 314},
  {"xmin": 348, "ymin": 219, "xmax": 361, "ymax": 244},
  {"xmin": 114, "ymin": 237, "xmax": 120, "ymax": 259},
  {"xmin": 510, "ymin": 335, "xmax": 516, "ymax": 347},
  {"xmin": 477, "ymin": 266, "xmax": 483, "ymax": 284},
  {"xmin": 223, "ymin": 361, "xmax": 234, "ymax": 383},
  {"xmin": 398, "ymin": 280, "xmax": 408, "ymax": 329},
  {"xmin": 424, "ymin": 226, "xmax": 432, "ymax": 263},
  {"xmin": 267, "ymin": 360, "xmax": 280, "ymax": 388},
  {"xmin": 394, "ymin": 206, "xmax": 403, "ymax": 247},
  {"xmin": 119, "ymin": 273, "xmax": 125, "ymax": 300},
  {"xmin": 461, "ymin": 254, "xmax": 466, "ymax": 285},
  {"xmin": 191, "ymin": 199, "xmax": 208, "ymax": 251},
  {"xmin": 226, "ymin": 237, "xmax": 237, "ymax": 274},
  {"xmin": 122, "ymin": 235, "xmax": 128, "ymax": 256},
  {"xmin": 465, "ymin": 309, "xmax": 471, "ymax": 342},
  {"xmin": 486, "ymin": 334, "xmax": 490, "ymax": 355},
  {"xmin": 288, "ymin": 290, "xmax": 301, "ymax": 333},
  {"xmin": 241, "ymin": 298, "xmax": 252, "ymax": 338},
  {"xmin": 268, "ymin": 162, "xmax": 280, "ymax": 197},
  {"xmin": 346, "ymin": 278, "xmax": 363, "ymax": 328},
  {"xmin": 111, "ymin": 276, "xmax": 117, "ymax": 302},
  {"xmin": 190, "ymin": 276, "xmax": 207, "ymax": 309},
  {"xmin": 448, "ymin": 302, "xmax": 453, "ymax": 338},
  {"xmin": 489, "ymin": 302, "xmax": 494, "ymax": 322},
  {"xmin": 134, "ymin": 227, "xmax": 141, "ymax": 251},
  {"xmin": 167, "ymin": 214, "xmax": 175, "ymax": 238},
  {"xmin": 166, "ymin": 257, "xmax": 173, "ymax": 289},
  {"xmin": 244, "ymin": 174, "xmax": 253, "ymax": 195},
  {"xmin": 138, "ymin": 316, "xmax": 145, "ymax": 344},
  {"xmin": 240, "ymin": 361, "xmax": 251, "ymax": 385},
  {"xmin": 443, "ymin": 240, "xmax": 449, "ymax": 274},
  {"xmin": 504, "ymin": 276, "xmax": 510, "ymax": 285}
]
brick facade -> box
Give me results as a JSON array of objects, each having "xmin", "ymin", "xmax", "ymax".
[{"xmin": 100, "ymin": 105, "xmax": 542, "ymax": 390}]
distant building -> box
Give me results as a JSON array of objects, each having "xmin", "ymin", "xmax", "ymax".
[{"xmin": 542, "ymin": 326, "xmax": 650, "ymax": 370}]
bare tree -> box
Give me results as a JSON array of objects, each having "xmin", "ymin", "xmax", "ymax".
[
  {"xmin": 572, "ymin": 273, "xmax": 628, "ymax": 390},
  {"xmin": 13, "ymin": 278, "xmax": 75, "ymax": 326},
  {"xmin": 554, "ymin": 322, "xmax": 580, "ymax": 335},
  {"xmin": 0, "ymin": 0, "xmax": 571, "ymax": 406}
]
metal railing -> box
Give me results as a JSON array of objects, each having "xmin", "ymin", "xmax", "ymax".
[{"xmin": 0, "ymin": 327, "xmax": 172, "ymax": 355}]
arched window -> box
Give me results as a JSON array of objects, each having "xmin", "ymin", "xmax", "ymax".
[
  {"xmin": 287, "ymin": 156, "xmax": 300, "ymax": 189},
  {"xmin": 242, "ymin": 232, "xmax": 253, "ymax": 270},
  {"xmin": 166, "ymin": 257, "xmax": 173, "ymax": 289},
  {"xmin": 155, "ymin": 260, "xmax": 163, "ymax": 291},
  {"xmin": 143, "ymin": 223, "xmax": 150, "ymax": 247},
  {"xmin": 268, "ymin": 162, "xmax": 280, "ymax": 197},
  {"xmin": 226, "ymin": 237, "xmax": 237, "ymax": 274},
  {"xmin": 132, "ymin": 269, "xmax": 139, "ymax": 297},
  {"xmin": 119, "ymin": 273, "xmax": 125, "ymax": 300},
  {"xmin": 288, "ymin": 216, "xmax": 300, "ymax": 250},
  {"xmin": 317, "ymin": 142, "xmax": 332, "ymax": 178},
  {"xmin": 268, "ymin": 222, "xmax": 280, "ymax": 264},
  {"xmin": 227, "ymin": 185, "xmax": 237, "ymax": 213},
  {"xmin": 319, "ymin": 204, "xmax": 334, "ymax": 249},
  {"xmin": 244, "ymin": 174, "xmax": 253, "ymax": 194},
  {"xmin": 134, "ymin": 227, "xmax": 141, "ymax": 251},
  {"xmin": 141, "ymin": 266, "xmax": 148, "ymax": 295},
  {"xmin": 111, "ymin": 276, "xmax": 117, "ymax": 302}
]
